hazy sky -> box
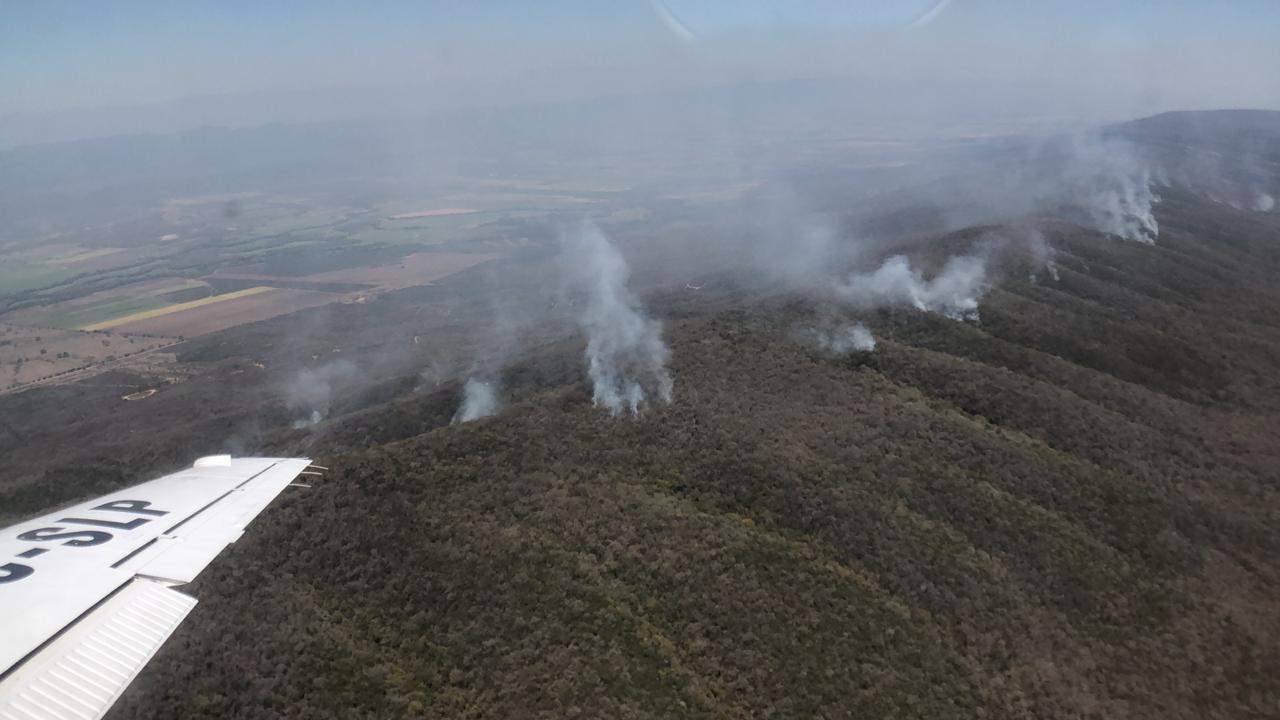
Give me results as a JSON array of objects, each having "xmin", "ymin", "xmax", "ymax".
[{"xmin": 2, "ymin": 1, "xmax": 1278, "ymax": 125}]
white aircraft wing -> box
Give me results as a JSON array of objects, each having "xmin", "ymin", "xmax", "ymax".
[{"xmin": 0, "ymin": 455, "xmax": 314, "ymax": 720}]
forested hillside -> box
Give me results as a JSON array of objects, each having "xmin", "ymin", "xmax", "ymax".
[{"xmin": 110, "ymin": 187, "xmax": 1280, "ymax": 719}]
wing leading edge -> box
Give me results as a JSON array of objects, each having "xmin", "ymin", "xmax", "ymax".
[{"xmin": 0, "ymin": 456, "xmax": 313, "ymax": 719}]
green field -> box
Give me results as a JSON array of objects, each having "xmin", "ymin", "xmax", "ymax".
[
  {"xmin": 350, "ymin": 209, "xmax": 540, "ymax": 246},
  {"xmin": 0, "ymin": 264, "xmax": 75, "ymax": 298},
  {"xmin": 384, "ymin": 209, "xmax": 534, "ymax": 230},
  {"xmin": 249, "ymin": 208, "xmax": 353, "ymax": 238},
  {"xmin": 38, "ymin": 294, "xmax": 171, "ymax": 329},
  {"xmin": 81, "ymin": 286, "xmax": 274, "ymax": 331},
  {"xmin": 237, "ymin": 237, "xmax": 331, "ymax": 258},
  {"xmin": 349, "ymin": 225, "xmax": 452, "ymax": 246},
  {"xmin": 47, "ymin": 247, "xmax": 123, "ymax": 265},
  {"xmin": 0, "ymin": 198, "xmax": 540, "ymax": 316}
]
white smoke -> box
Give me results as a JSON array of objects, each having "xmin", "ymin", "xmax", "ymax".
[
  {"xmin": 453, "ymin": 377, "xmax": 500, "ymax": 423},
  {"xmin": 816, "ymin": 323, "xmax": 876, "ymax": 353},
  {"xmin": 1078, "ymin": 167, "xmax": 1159, "ymax": 243},
  {"xmin": 416, "ymin": 354, "xmax": 457, "ymax": 392},
  {"xmin": 1057, "ymin": 135, "xmax": 1160, "ymax": 243},
  {"xmin": 835, "ymin": 254, "xmax": 988, "ymax": 321},
  {"xmin": 562, "ymin": 221, "xmax": 673, "ymax": 415},
  {"xmin": 292, "ymin": 410, "xmax": 324, "ymax": 430},
  {"xmin": 285, "ymin": 359, "xmax": 357, "ymax": 428},
  {"xmin": 758, "ymin": 216, "xmax": 845, "ymax": 283},
  {"xmin": 1026, "ymin": 228, "xmax": 1060, "ymax": 282},
  {"xmin": 851, "ymin": 132, "xmax": 1164, "ymax": 246}
]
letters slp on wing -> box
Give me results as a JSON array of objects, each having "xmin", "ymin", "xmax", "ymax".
[{"xmin": 0, "ymin": 501, "xmax": 168, "ymax": 584}]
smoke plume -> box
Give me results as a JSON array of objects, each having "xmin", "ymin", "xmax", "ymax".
[
  {"xmin": 835, "ymin": 254, "xmax": 988, "ymax": 321},
  {"xmin": 1070, "ymin": 164, "xmax": 1160, "ymax": 243},
  {"xmin": 1023, "ymin": 134, "xmax": 1161, "ymax": 243},
  {"xmin": 815, "ymin": 323, "xmax": 876, "ymax": 353},
  {"xmin": 453, "ymin": 377, "xmax": 500, "ymax": 423},
  {"xmin": 284, "ymin": 359, "xmax": 357, "ymax": 428},
  {"xmin": 1026, "ymin": 228, "xmax": 1060, "ymax": 282},
  {"xmin": 562, "ymin": 221, "xmax": 673, "ymax": 415}
]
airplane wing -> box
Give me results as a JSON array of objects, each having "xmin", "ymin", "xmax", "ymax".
[{"xmin": 0, "ymin": 455, "xmax": 315, "ymax": 720}]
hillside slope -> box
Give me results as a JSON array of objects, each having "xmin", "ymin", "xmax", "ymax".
[{"xmin": 106, "ymin": 187, "xmax": 1280, "ymax": 719}]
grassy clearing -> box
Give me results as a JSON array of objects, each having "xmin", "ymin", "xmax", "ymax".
[
  {"xmin": 349, "ymin": 226, "xmax": 451, "ymax": 246},
  {"xmin": 381, "ymin": 209, "xmax": 508, "ymax": 231},
  {"xmin": 238, "ymin": 238, "xmax": 330, "ymax": 258},
  {"xmin": 48, "ymin": 247, "xmax": 123, "ymax": 265},
  {"xmin": 30, "ymin": 279, "xmax": 208, "ymax": 328},
  {"xmin": 473, "ymin": 178, "xmax": 631, "ymax": 193},
  {"xmin": 350, "ymin": 209, "xmax": 535, "ymax": 246},
  {"xmin": 80, "ymin": 286, "xmax": 274, "ymax": 330},
  {"xmin": 249, "ymin": 208, "xmax": 351, "ymax": 238},
  {"xmin": 142, "ymin": 279, "xmax": 207, "ymax": 296},
  {"xmin": 0, "ymin": 263, "xmax": 75, "ymax": 297},
  {"xmin": 388, "ymin": 208, "xmax": 478, "ymax": 219},
  {"xmin": 41, "ymin": 295, "xmax": 172, "ymax": 329}
]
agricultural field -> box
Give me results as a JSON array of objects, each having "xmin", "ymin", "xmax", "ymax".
[
  {"xmin": 350, "ymin": 207, "xmax": 549, "ymax": 246},
  {"xmin": 0, "ymin": 182, "xmax": 597, "ymax": 395},
  {"xmin": 10, "ymin": 278, "xmax": 211, "ymax": 330},
  {"xmin": 216, "ymin": 251, "xmax": 502, "ymax": 291},
  {"xmin": 81, "ymin": 286, "xmax": 275, "ymax": 331},
  {"xmin": 108, "ymin": 288, "xmax": 341, "ymax": 336},
  {"xmin": 3, "ymin": 240, "xmax": 507, "ymax": 350},
  {"xmin": 0, "ymin": 263, "xmax": 75, "ymax": 298},
  {"xmin": 388, "ymin": 207, "xmax": 477, "ymax": 219},
  {"xmin": 0, "ymin": 181, "xmax": 587, "ymax": 314},
  {"xmin": 47, "ymin": 247, "xmax": 125, "ymax": 265},
  {"xmin": 44, "ymin": 294, "xmax": 170, "ymax": 330},
  {"xmin": 246, "ymin": 206, "xmax": 363, "ymax": 239}
]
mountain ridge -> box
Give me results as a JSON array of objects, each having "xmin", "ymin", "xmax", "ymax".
[{"xmin": 106, "ymin": 184, "xmax": 1280, "ymax": 718}]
